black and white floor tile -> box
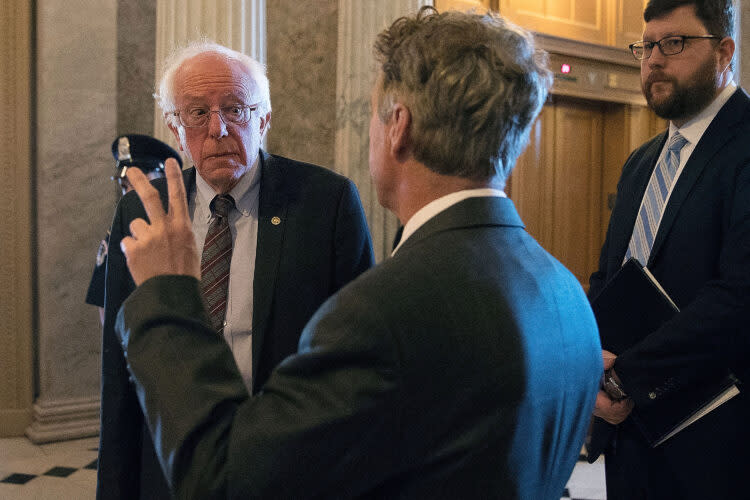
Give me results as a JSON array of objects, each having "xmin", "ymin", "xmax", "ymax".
[{"xmin": 0, "ymin": 437, "xmax": 605, "ymax": 499}]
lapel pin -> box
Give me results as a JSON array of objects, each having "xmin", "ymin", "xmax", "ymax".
[{"xmin": 271, "ymin": 216, "xmax": 281, "ymax": 225}]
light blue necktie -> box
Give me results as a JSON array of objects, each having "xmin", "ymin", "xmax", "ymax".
[{"xmin": 625, "ymin": 132, "xmax": 688, "ymax": 265}]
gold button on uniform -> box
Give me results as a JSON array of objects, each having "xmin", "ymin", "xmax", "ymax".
[
  {"xmin": 649, "ymin": 392, "xmax": 656, "ymax": 400},
  {"xmin": 271, "ymin": 216, "xmax": 281, "ymax": 225}
]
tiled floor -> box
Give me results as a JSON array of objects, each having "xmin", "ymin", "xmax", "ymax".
[
  {"xmin": 0, "ymin": 436, "xmax": 98, "ymax": 499},
  {"xmin": 0, "ymin": 436, "xmax": 605, "ymax": 499}
]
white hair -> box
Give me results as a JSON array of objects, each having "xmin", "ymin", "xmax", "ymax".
[{"xmin": 155, "ymin": 40, "xmax": 271, "ymax": 127}]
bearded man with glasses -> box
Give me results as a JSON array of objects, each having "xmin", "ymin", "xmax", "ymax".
[
  {"xmin": 587, "ymin": 0, "xmax": 750, "ymax": 498},
  {"xmin": 96, "ymin": 42, "xmax": 374, "ymax": 500}
]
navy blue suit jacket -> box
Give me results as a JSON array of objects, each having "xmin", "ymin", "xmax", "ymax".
[
  {"xmin": 588, "ymin": 89, "xmax": 750, "ymax": 492},
  {"xmin": 97, "ymin": 151, "xmax": 374, "ymax": 499},
  {"xmin": 116, "ymin": 196, "xmax": 602, "ymax": 499}
]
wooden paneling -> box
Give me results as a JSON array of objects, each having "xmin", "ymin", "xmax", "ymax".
[
  {"xmin": 510, "ymin": 98, "xmax": 607, "ymax": 289},
  {"xmin": 500, "ymin": 0, "xmax": 610, "ymax": 46},
  {"xmin": 614, "ymin": 0, "xmax": 648, "ymax": 49},
  {"xmin": 509, "ymin": 106, "xmax": 555, "ymax": 249},
  {"xmin": 550, "ymin": 99, "xmax": 604, "ymax": 285},
  {"xmin": 510, "ymin": 97, "xmax": 664, "ymax": 289},
  {"xmin": 434, "ymin": 0, "xmax": 494, "ymax": 12}
]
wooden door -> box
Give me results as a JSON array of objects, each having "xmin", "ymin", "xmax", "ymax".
[
  {"xmin": 509, "ymin": 98, "xmax": 666, "ymax": 290},
  {"xmin": 510, "ymin": 97, "xmax": 608, "ymax": 289}
]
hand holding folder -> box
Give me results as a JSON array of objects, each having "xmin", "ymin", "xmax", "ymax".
[{"xmin": 590, "ymin": 258, "xmax": 739, "ymax": 447}]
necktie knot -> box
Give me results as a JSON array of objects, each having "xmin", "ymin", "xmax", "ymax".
[
  {"xmin": 210, "ymin": 194, "xmax": 235, "ymax": 219},
  {"xmin": 668, "ymin": 132, "xmax": 688, "ymax": 153}
]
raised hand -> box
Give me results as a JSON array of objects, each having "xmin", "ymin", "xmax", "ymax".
[{"xmin": 120, "ymin": 158, "xmax": 200, "ymax": 285}]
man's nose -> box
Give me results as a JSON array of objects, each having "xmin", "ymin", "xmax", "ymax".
[
  {"xmin": 647, "ymin": 44, "xmax": 667, "ymax": 67},
  {"xmin": 207, "ymin": 110, "xmax": 229, "ymax": 138}
]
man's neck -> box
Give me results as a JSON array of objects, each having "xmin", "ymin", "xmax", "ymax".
[{"xmin": 394, "ymin": 163, "xmax": 501, "ymax": 225}]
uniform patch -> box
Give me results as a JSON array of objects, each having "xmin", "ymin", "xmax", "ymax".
[{"xmin": 96, "ymin": 232, "xmax": 110, "ymax": 267}]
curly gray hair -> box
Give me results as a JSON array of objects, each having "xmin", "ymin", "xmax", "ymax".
[{"xmin": 374, "ymin": 7, "xmax": 552, "ymax": 184}]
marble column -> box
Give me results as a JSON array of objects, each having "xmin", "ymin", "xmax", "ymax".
[
  {"xmin": 27, "ymin": 0, "xmax": 118, "ymax": 443},
  {"xmin": 266, "ymin": 0, "xmax": 338, "ymax": 168},
  {"xmin": 741, "ymin": 0, "xmax": 748, "ymax": 85},
  {"xmin": 118, "ymin": 0, "xmax": 158, "ymax": 135},
  {"xmin": 335, "ymin": 0, "xmax": 432, "ymax": 262},
  {"xmin": 153, "ymin": 0, "xmax": 266, "ymax": 149},
  {"xmin": 0, "ymin": 0, "xmax": 34, "ymax": 438}
]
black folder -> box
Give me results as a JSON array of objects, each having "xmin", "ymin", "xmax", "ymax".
[
  {"xmin": 590, "ymin": 258, "xmax": 739, "ymax": 447},
  {"xmin": 590, "ymin": 258, "xmax": 678, "ymax": 354}
]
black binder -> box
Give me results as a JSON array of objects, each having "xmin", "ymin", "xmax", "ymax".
[
  {"xmin": 590, "ymin": 258, "xmax": 678, "ymax": 354},
  {"xmin": 590, "ymin": 258, "xmax": 739, "ymax": 447}
]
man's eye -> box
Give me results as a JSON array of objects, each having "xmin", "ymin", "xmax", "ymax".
[
  {"xmin": 662, "ymin": 38, "xmax": 682, "ymax": 49},
  {"xmin": 188, "ymin": 108, "xmax": 208, "ymax": 117},
  {"xmin": 224, "ymin": 106, "xmax": 243, "ymax": 116}
]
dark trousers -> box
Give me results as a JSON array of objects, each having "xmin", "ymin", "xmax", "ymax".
[{"xmin": 604, "ymin": 401, "xmax": 750, "ymax": 500}]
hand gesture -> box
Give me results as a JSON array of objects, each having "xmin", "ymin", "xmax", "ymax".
[{"xmin": 120, "ymin": 158, "xmax": 200, "ymax": 285}]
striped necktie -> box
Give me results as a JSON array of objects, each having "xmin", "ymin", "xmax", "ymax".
[
  {"xmin": 200, "ymin": 194, "xmax": 234, "ymax": 334},
  {"xmin": 625, "ymin": 132, "xmax": 688, "ymax": 266}
]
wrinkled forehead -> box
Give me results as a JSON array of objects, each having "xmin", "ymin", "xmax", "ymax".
[{"xmin": 174, "ymin": 52, "xmax": 260, "ymax": 104}]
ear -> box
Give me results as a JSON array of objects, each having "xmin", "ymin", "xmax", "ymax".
[
  {"xmin": 716, "ymin": 37, "xmax": 735, "ymax": 72},
  {"xmin": 166, "ymin": 118, "xmax": 185, "ymax": 152},
  {"xmin": 259, "ymin": 112, "xmax": 271, "ymax": 137},
  {"xmin": 388, "ymin": 102, "xmax": 412, "ymax": 161}
]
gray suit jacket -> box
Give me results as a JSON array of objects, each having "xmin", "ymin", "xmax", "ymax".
[{"xmin": 117, "ymin": 196, "xmax": 602, "ymax": 499}]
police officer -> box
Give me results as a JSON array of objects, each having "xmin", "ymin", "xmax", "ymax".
[{"xmin": 85, "ymin": 134, "xmax": 182, "ymax": 324}]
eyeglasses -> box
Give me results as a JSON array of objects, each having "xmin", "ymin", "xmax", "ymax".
[
  {"xmin": 629, "ymin": 35, "xmax": 721, "ymax": 60},
  {"xmin": 173, "ymin": 104, "xmax": 258, "ymax": 128}
]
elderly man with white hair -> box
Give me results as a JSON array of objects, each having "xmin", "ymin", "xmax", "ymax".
[{"xmin": 96, "ymin": 41, "xmax": 374, "ymax": 499}]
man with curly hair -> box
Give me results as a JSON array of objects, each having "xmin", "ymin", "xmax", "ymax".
[{"xmin": 112, "ymin": 8, "xmax": 601, "ymax": 498}]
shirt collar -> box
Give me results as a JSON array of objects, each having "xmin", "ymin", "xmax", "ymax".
[
  {"xmin": 392, "ymin": 188, "xmax": 506, "ymax": 255},
  {"xmin": 195, "ymin": 155, "xmax": 261, "ymax": 220}
]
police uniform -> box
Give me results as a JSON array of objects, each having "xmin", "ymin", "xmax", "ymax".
[{"xmin": 85, "ymin": 135, "xmax": 182, "ymax": 308}]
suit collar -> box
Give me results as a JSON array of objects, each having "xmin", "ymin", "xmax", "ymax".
[
  {"xmin": 395, "ymin": 196, "xmax": 524, "ymax": 255},
  {"xmin": 649, "ymin": 88, "xmax": 749, "ymax": 263},
  {"xmin": 393, "ymin": 189, "xmax": 507, "ymax": 255},
  {"xmin": 251, "ymin": 150, "xmax": 289, "ymax": 387}
]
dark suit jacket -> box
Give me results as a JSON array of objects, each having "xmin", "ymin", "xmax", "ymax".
[
  {"xmin": 97, "ymin": 151, "xmax": 374, "ymax": 499},
  {"xmin": 588, "ymin": 89, "xmax": 750, "ymax": 491},
  {"xmin": 116, "ymin": 196, "xmax": 602, "ymax": 499}
]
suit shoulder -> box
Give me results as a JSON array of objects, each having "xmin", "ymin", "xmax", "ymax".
[{"xmin": 264, "ymin": 153, "xmax": 353, "ymax": 187}]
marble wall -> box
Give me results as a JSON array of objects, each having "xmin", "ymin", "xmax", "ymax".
[
  {"xmin": 29, "ymin": 0, "xmax": 118, "ymax": 441},
  {"xmin": 266, "ymin": 0, "xmax": 338, "ymax": 168},
  {"xmin": 117, "ymin": 0, "xmax": 157, "ymax": 135}
]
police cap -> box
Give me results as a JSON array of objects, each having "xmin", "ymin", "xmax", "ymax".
[{"xmin": 112, "ymin": 134, "xmax": 182, "ymax": 180}]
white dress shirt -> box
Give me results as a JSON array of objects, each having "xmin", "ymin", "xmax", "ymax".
[
  {"xmin": 655, "ymin": 82, "xmax": 737, "ymax": 214},
  {"xmin": 392, "ymin": 188, "xmax": 507, "ymax": 256},
  {"xmin": 190, "ymin": 161, "xmax": 261, "ymax": 390}
]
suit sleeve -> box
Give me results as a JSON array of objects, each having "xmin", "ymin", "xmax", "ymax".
[
  {"xmin": 615, "ymin": 157, "xmax": 750, "ymax": 407},
  {"xmin": 333, "ymin": 179, "xmax": 375, "ymax": 288},
  {"xmin": 96, "ymin": 197, "xmax": 142, "ymax": 499},
  {"xmin": 116, "ymin": 275, "xmax": 401, "ymax": 500}
]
